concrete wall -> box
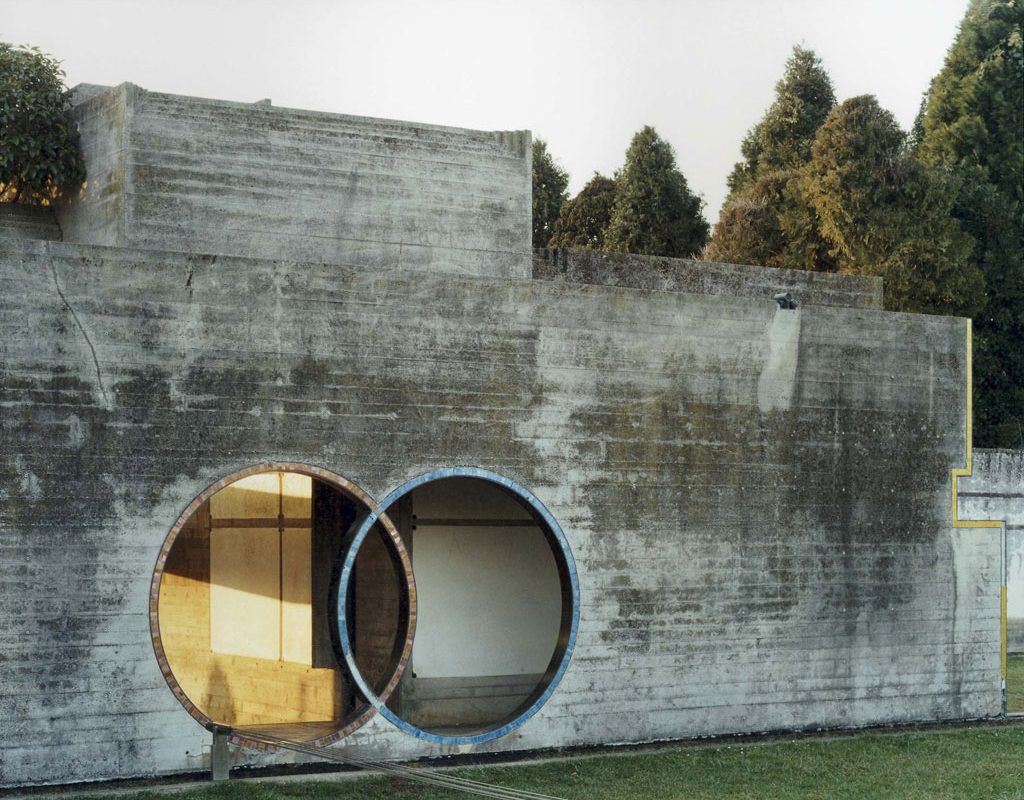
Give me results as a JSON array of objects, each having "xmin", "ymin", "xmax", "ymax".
[
  {"xmin": 55, "ymin": 84, "xmax": 531, "ymax": 279},
  {"xmin": 957, "ymin": 449, "xmax": 1024, "ymax": 652},
  {"xmin": 0, "ymin": 205, "xmax": 62, "ymax": 241},
  {"xmin": 534, "ymin": 247, "xmax": 884, "ymax": 309},
  {"xmin": 0, "ymin": 234, "xmax": 999, "ymax": 787}
]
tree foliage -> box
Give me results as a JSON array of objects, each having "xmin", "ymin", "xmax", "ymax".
[
  {"xmin": 711, "ymin": 45, "xmax": 989, "ymax": 324},
  {"xmin": 803, "ymin": 96, "xmax": 984, "ymax": 315},
  {"xmin": 710, "ymin": 46, "xmax": 836, "ymax": 269},
  {"xmin": 549, "ymin": 173, "xmax": 616, "ymax": 250},
  {"xmin": 531, "ymin": 138, "xmax": 569, "ymax": 249},
  {"xmin": 916, "ymin": 0, "xmax": 1024, "ymax": 447},
  {"xmin": 706, "ymin": 169, "xmax": 833, "ymax": 271},
  {"xmin": 603, "ymin": 126, "xmax": 709, "ymax": 258},
  {"xmin": 727, "ymin": 46, "xmax": 836, "ymax": 193},
  {"xmin": 0, "ymin": 42, "xmax": 85, "ymax": 204}
]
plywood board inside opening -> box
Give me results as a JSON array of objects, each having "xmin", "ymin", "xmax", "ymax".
[{"xmin": 210, "ymin": 526, "xmax": 281, "ymax": 660}]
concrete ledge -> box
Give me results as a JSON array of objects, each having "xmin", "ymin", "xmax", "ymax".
[{"xmin": 533, "ymin": 247, "xmax": 884, "ymax": 309}]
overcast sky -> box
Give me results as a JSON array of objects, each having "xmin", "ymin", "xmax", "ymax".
[{"xmin": 4, "ymin": 0, "xmax": 968, "ymax": 221}]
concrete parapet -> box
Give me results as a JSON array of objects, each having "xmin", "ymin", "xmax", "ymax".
[{"xmin": 533, "ymin": 247, "xmax": 884, "ymax": 309}]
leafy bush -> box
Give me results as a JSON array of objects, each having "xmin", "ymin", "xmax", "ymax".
[{"xmin": 0, "ymin": 42, "xmax": 85, "ymax": 204}]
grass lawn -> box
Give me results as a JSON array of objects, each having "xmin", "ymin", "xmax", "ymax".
[
  {"xmin": 1009, "ymin": 655, "xmax": 1024, "ymax": 713},
  {"xmin": 76, "ymin": 723, "xmax": 1024, "ymax": 800}
]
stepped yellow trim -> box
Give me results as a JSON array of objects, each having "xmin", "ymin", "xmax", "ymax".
[
  {"xmin": 950, "ymin": 319, "xmax": 1007, "ymax": 683},
  {"xmin": 951, "ymin": 320, "xmax": 1003, "ymax": 529}
]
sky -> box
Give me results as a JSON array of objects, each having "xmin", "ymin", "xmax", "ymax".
[{"xmin": 3, "ymin": 0, "xmax": 969, "ymax": 222}]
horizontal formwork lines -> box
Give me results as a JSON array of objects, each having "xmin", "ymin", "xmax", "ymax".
[
  {"xmin": 0, "ymin": 239, "xmax": 952, "ymax": 326},
  {"xmin": 131, "ymin": 105, "xmax": 522, "ymax": 160},
  {"xmin": 574, "ymin": 623, "xmax": 1003, "ymax": 653},
  {"xmin": 130, "ymin": 149, "xmax": 526, "ymax": 204},
  {"xmin": 568, "ymin": 637, "xmax": 1002, "ymax": 670},
  {"xmin": 568, "ymin": 633, "xmax": 1002, "ymax": 663},
  {"xmin": 133, "ymin": 90, "xmax": 519, "ymax": 153},
  {"xmin": 550, "ymin": 669, "xmax": 1000, "ymax": 703},
  {"xmin": 0, "ymin": 304, "xmax": 965, "ymax": 391},
  {"xmin": 0, "ymin": 351, "xmax": 966, "ymax": 423},
  {"xmin": 126, "ymin": 198, "xmax": 526, "ymax": 256},
  {"xmin": 0, "ymin": 274, "xmax": 966, "ymax": 387}
]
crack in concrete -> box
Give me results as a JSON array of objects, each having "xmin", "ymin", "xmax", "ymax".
[{"xmin": 49, "ymin": 256, "xmax": 111, "ymax": 410}]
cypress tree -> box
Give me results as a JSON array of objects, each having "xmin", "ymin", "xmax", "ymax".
[
  {"xmin": 726, "ymin": 46, "xmax": 837, "ymax": 193},
  {"xmin": 709, "ymin": 46, "xmax": 836, "ymax": 269},
  {"xmin": 603, "ymin": 126, "xmax": 709, "ymax": 258},
  {"xmin": 802, "ymin": 96, "xmax": 985, "ymax": 316},
  {"xmin": 916, "ymin": 0, "xmax": 1024, "ymax": 447},
  {"xmin": 549, "ymin": 173, "xmax": 616, "ymax": 250},
  {"xmin": 531, "ymin": 139, "xmax": 569, "ymax": 249}
]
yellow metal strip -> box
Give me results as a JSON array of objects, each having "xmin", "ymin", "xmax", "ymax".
[
  {"xmin": 951, "ymin": 319, "xmax": 1003, "ymax": 529},
  {"xmin": 1003, "ymin": 584, "xmax": 1008, "ymax": 680},
  {"xmin": 950, "ymin": 319, "xmax": 1008, "ymax": 691}
]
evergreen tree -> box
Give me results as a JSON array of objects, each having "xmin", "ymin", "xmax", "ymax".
[
  {"xmin": 726, "ymin": 46, "xmax": 837, "ymax": 193},
  {"xmin": 802, "ymin": 96, "xmax": 984, "ymax": 316},
  {"xmin": 710, "ymin": 46, "xmax": 836, "ymax": 268},
  {"xmin": 917, "ymin": 0, "xmax": 1024, "ymax": 447},
  {"xmin": 549, "ymin": 173, "xmax": 616, "ymax": 250},
  {"xmin": 531, "ymin": 139, "xmax": 569, "ymax": 249},
  {"xmin": 706, "ymin": 170, "xmax": 833, "ymax": 271},
  {"xmin": 603, "ymin": 126, "xmax": 709, "ymax": 258}
]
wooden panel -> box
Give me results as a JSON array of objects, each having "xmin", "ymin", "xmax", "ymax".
[
  {"xmin": 160, "ymin": 492, "xmax": 339, "ymax": 726},
  {"xmin": 208, "ymin": 472, "xmax": 313, "ymax": 662},
  {"xmin": 209, "ymin": 473, "xmax": 281, "ymax": 518},
  {"xmin": 281, "ymin": 472, "xmax": 312, "ymax": 518},
  {"xmin": 281, "ymin": 528, "xmax": 312, "ymax": 665},
  {"xmin": 210, "ymin": 527, "xmax": 280, "ymax": 660}
]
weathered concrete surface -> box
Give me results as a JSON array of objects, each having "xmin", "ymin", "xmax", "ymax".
[
  {"xmin": 0, "ymin": 235, "xmax": 999, "ymax": 786},
  {"xmin": 534, "ymin": 247, "xmax": 884, "ymax": 309},
  {"xmin": 0, "ymin": 205, "xmax": 62, "ymax": 241},
  {"xmin": 56, "ymin": 84, "xmax": 531, "ymax": 278},
  {"xmin": 958, "ymin": 449, "xmax": 1024, "ymax": 651}
]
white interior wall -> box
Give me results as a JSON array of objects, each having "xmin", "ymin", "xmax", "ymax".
[{"xmin": 410, "ymin": 479, "xmax": 562, "ymax": 678}]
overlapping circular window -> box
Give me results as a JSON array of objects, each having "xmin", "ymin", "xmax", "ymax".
[{"xmin": 151, "ymin": 464, "xmax": 578, "ymax": 746}]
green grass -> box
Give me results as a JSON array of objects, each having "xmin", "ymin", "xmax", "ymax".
[
  {"xmin": 1009, "ymin": 655, "xmax": 1024, "ymax": 713},
  {"xmin": 74, "ymin": 724, "xmax": 1024, "ymax": 800}
]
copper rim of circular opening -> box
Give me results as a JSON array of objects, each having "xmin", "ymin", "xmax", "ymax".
[{"xmin": 148, "ymin": 462, "xmax": 416, "ymax": 749}]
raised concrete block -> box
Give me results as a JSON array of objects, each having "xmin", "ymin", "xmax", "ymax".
[
  {"xmin": 958, "ymin": 449, "xmax": 1024, "ymax": 652},
  {"xmin": 56, "ymin": 83, "xmax": 531, "ymax": 278}
]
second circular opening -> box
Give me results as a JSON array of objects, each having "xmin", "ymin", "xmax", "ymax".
[{"xmin": 340, "ymin": 472, "xmax": 577, "ymax": 742}]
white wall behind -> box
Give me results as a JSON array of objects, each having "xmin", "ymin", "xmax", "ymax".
[{"xmin": 410, "ymin": 479, "xmax": 562, "ymax": 678}]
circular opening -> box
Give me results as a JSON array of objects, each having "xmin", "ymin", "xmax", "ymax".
[
  {"xmin": 337, "ymin": 468, "xmax": 579, "ymax": 744},
  {"xmin": 150, "ymin": 463, "xmax": 414, "ymax": 746}
]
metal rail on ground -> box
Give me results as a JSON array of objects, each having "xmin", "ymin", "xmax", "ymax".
[{"xmin": 231, "ymin": 729, "xmax": 568, "ymax": 800}]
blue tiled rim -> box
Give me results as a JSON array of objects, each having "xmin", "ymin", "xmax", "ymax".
[{"xmin": 337, "ymin": 467, "xmax": 581, "ymax": 745}]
